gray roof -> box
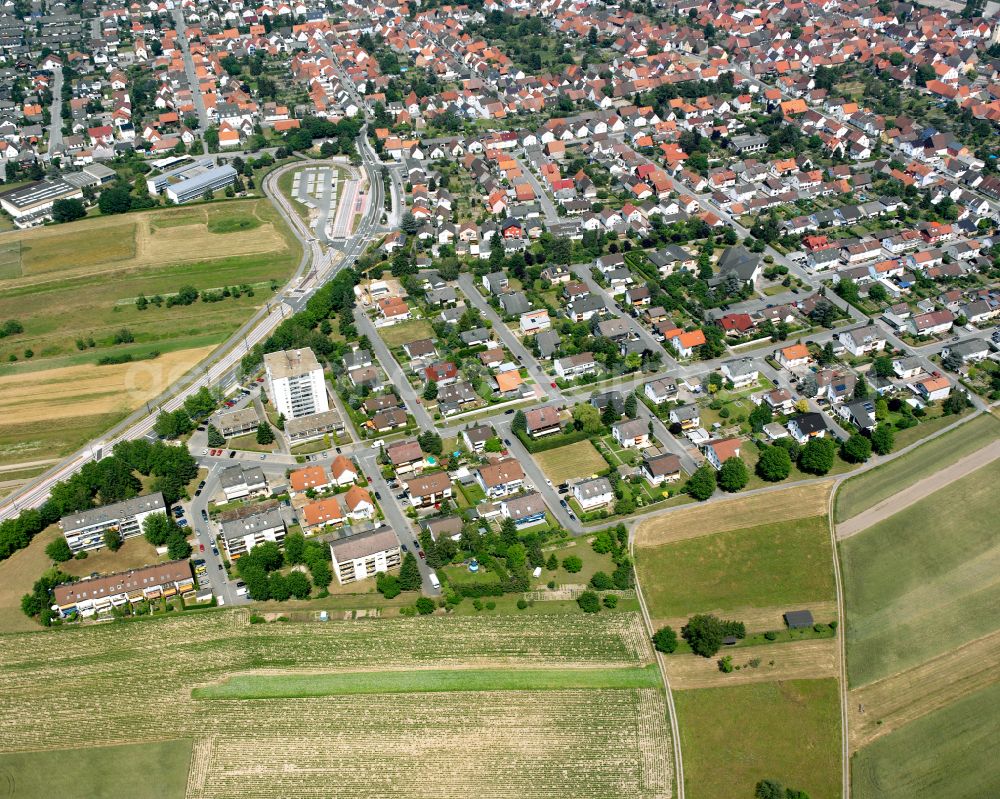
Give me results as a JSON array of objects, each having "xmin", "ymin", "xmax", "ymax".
[
  {"xmin": 219, "ymin": 508, "xmax": 285, "ymax": 544},
  {"xmin": 219, "ymin": 465, "xmax": 266, "ymax": 490},
  {"xmin": 575, "ymin": 477, "xmax": 613, "ymax": 500},
  {"xmin": 502, "ymin": 491, "xmax": 547, "ymax": 521},
  {"xmin": 716, "ymin": 245, "xmax": 761, "ymax": 282},
  {"xmin": 328, "ymin": 526, "xmax": 399, "ymax": 562},
  {"xmin": 61, "ymin": 492, "xmax": 166, "ymax": 534}
]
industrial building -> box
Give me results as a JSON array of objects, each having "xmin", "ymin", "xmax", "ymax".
[
  {"xmin": 146, "ymin": 159, "xmax": 237, "ymax": 204},
  {"xmin": 0, "ymin": 178, "xmax": 83, "ymax": 227}
]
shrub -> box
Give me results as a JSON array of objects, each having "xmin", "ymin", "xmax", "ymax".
[
  {"xmin": 414, "ymin": 597, "xmax": 435, "ymax": 614},
  {"xmin": 516, "ymin": 598, "xmax": 528, "ymax": 610},
  {"xmin": 764, "ymin": 630, "xmax": 777, "ymax": 641},
  {"xmin": 718, "ymin": 655, "xmax": 734, "ymax": 673},
  {"xmin": 652, "ymin": 625, "xmax": 678, "ymax": 653},
  {"xmin": 485, "ymin": 601, "xmax": 496, "ymax": 610},
  {"xmin": 577, "ymin": 590, "xmax": 601, "ymax": 613},
  {"xmin": 589, "ymin": 571, "xmax": 614, "ymax": 590},
  {"xmin": 602, "ymin": 594, "xmax": 618, "ymax": 609},
  {"xmin": 562, "ymin": 555, "xmax": 583, "ymax": 573}
]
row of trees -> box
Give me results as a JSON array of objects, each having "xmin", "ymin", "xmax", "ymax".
[{"xmin": 652, "ymin": 614, "xmax": 746, "ymax": 658}]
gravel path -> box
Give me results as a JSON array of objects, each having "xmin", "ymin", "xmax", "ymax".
[{"xmin": 836, "ymin": 440, "xmax": 1000, "ymax": 539}]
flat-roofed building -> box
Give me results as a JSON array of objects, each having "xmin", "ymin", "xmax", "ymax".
[
  {"xmin": 217, "ymin": 407, "xmax": 260, "ymax": 438},
  {"xmin": 52, "ymin": 560, "xmax": 194, "ymax": 618},
  {"xmin": 0, "ymin": 178, "xmax": 83, "ymax": 227},
  {"xmin": 328, "ymin": 526, "xmax": 400, "ymax": 585},
  {"xmin": 219, "ymin": 508, "xmax": 286, "ymax": 559},
  {"xmin": 60, "ymin": 493, "xmax": 166, "ymax": 554},
  {"xmin": 264, "ymin": 348, "xmax": 330, "ymax": 420},
  {"xmin": 147, "ymin": 160, "xmax": 238, "ymax": 204},
  {"xmin": 284, "ymin": 409, "xmax": 344, "ymax": 443}
]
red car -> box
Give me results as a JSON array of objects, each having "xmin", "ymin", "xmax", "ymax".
[
  {"xmin": 199, "ymin": 543, "xmax": 205, "ymax": 552},
  {"xmin": 418, "ymin": 550, "xmax": 425, "ymax": 559}
]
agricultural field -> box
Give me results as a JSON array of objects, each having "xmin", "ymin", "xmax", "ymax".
[
  {"xmin": 635, "ymin": 514, "xmax": 836, "ymax": 619},
  {"xmin": 0, "ymin": 739, "xmax": 192, "ymax": 799},
  {"xmin": 674, "ymin": 679, "xmax": 841, "ymax": 799},
  {"xmin": 852, "ymin": 680, "xmax": 1000, "ymax": 799},
  {"xmin": 840, "ymin": 458, "xmax": 1000, "ymax": 687},
  {"xmin": 0, "ymin": 611, "xmax": 673, "ymax": 799},
  {"xmin": 533, "ymin": 440, "xmax": 608, "ymax": 485},
  {"xmin": 0, "ymin": 200, "xmax": 298, "ymax": 466},
  {"xmin": 834, "ymin": 412, "xmax": 1000, "ymax": 522}
]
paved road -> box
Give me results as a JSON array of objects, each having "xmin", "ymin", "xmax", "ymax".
[
  {"xmin": 353, "ymin": 309, "xmax": 435, "ymax": 432},
  {"xmin": 46, "ymin": 64, "xmax": 64, "ymax": 155},
  {"xmin": 455, "ymin": 273, "xmax": 563, "ymax": 401},
  {"xmin": 836, "ymin": 439, "xmax": 1000, "ymax": 539},
  {"xmin": 513, "ymin": 153, "xmax": 560, "ymax": 224},
  {"xmin": 172, "ymin": 7, "xmax": 209, "ymax": 153}
]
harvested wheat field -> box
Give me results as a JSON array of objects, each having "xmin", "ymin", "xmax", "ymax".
[
  {"xmin": 0, "ymin": 347, "xmax": 213, "ymax": 424},
  {"xmin": 635, "ymin": 482, "xmax": 832, "ymax": 547},
  {"xmin": 849, "ymin": 628, "xmax": 1000, "ymax": 750},
  {"xmin": 666, "ymin": 639, "xmax": 838, "ymax": 689},
  {"xmin": 0, "ymin": 611, "xmax": 673, "ymax": 799}
]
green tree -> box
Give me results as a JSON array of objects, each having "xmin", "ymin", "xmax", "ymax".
[
  {"xmin": 871, "ymin": 425, "xmax": 894, "ymax": 455},
  {"xmin": 854, "ymin": 374, "xmax": 870, "ymax": 400},
  {"xmin": 417, "ymin": 430, "xmax": 443, "ymax": 456},
  {"xmin": 256, "ymin": 422, "xmax": 275, "ymax": 445},
  {"xmin": 601, "ymin": 401, "xmax": 619, "ymax": 427},
  {"xmin": 572, "ymin": 403, "xmax": 603, "ymax": 434},
  {"xmin": 102, "ymin": 529, "xmax": 122, "ymax": 551},
  {"xmin": 286, "ymin": 571, "xmax": 312, "ymax": 599},
  {"xmin": 511, "ymin": 409, "xmax": 527, "ymax": 435},
  {"xmin": 718, "ymin": 457, "xmax": 749, "ymax": 492},
  {"xmin": 166, "ymin": 530, "xmax": 191, "ymax": 560},
  {"xmin": 748, "ymin": 403, "xmax": 773, "ymax": 433},
  {"xmin": 841, "ymin": 434, "xmax": 872, "ymax": 463},
  {"xmin": 652, "ymin": 625, "xmax": 678, "ymax": 653},
  {"xmin": 377, "ymin": 572, "xmax": 401, "ymax": 598},
  {"xmin": 98, "ymin": 186, "xmax": 133, "ymax": 215},
  {"xmin": 755, "ymin": 446, "xmax": 791, "ymax": 482},
  {"xmin": 415, "ymin": 596, "xmax": 435, "ymax": 614},
  {"xmin": 423, "ymin": 380, "xmax": 438, "ymax": 401},
  {"xmin": 562, "ymin": 555, "xmax": 583, "ymax": 573},
  {"xmin": 686, "ymin": 465, "xmax": 717, "ymax": 501},
  {"xmin": 545, "ymin": 552, "xmax": 558, "ymax": 570},
  {"xmin": 398, "ymin": 552, "xmax": 422, "ymax": 590},
  {"xmin": 142, "ymin": 512, "xmax": 178, "ymax": 547},
  {"xmin": 682, "ymin": 614, "xmax": 725, "ymax": 657},
  {"xmin": 52, "ymin": 198, "xmax": 86, "ymax": 223},
  {"xmin": 154, "ymin": 409, "xmax": 194, "ymax": 440},
  {"xmin": 284, "ymin": 531, "xmax": 305, "ymax": 564},
  {"xmin": 624, "ymin": 392, "xmax": 638, "ymax": 419},
  {"xmin": 798, "ymin": 437, "xmax": 836, "ymax": 475},
  {"xmin": 590, "ymin": 571, "xmax": 614, "ymax": 590},
  {"xmin": 577, "ymin": 589, "xmax": 601, "ymax": 613},
  {"xmin": 183, "ymin": 386, "xmax": 217, "ymax": 420},
  {"xmin": 206, "ymin": 425, "xmax": 226, "ymax": 447},
  {"xmin": 45, "ymin": 537, "xmax": 73, "ymax": 562}
]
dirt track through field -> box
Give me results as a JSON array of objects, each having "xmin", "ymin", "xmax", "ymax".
[
  {"xmin": 635, "ymin": 483, "xmax": 832, "ymax": 547},
  {"xmin": 665, "ymin": 639, "xmax": 838, "ymax": 689},
  {"xmin": 836, "ymin": 440, "xmax": 1000, "ymax": 539},
  {"xmin": 848, "ymin": 628, "xmax": 1000, "ymax": 750},
  {"xmin": 652, "ymin": 601, "xmax": 838, "ymax": 636}
]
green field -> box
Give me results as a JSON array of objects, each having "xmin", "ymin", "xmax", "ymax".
[
  {"xmin": 840, "ymin": 459, "xmax": 1000, "ymax": 687},
  {"xmin": 533, "ymin": 439, "xmax": 608, "ymax": 484},
  {"xmin": 636, "ymin": 515, "xmax": 836, "ymax": 618},
  {"xmin": 675, "ymin": 679, "xmax": 841, "ymax": 799},
  {"xmin": 0, "ymin": 611, "xmax": 670, "ymax": 799},
  {"xmin": 0, "ymin": 739, "xmax": 192, "ymax": 799},
  {"xmin": 835, "ymin": 412, "xmax": 1000, "ymax": 522},
  {"xmin": 377, "ymin": 318, "xmax": 435, "ymax": 348},
  {"xmin": 195, "ymin": 665, "xmax": 661, "ymax": 699},
  {"xmin": 853, "ymin": 680, "xmax": 1000, "ymax": 799}
]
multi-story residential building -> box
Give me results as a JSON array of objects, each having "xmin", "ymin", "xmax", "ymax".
[
  {"xmin": 264, "ymin": 347, "xmax": 330, "ymax": 420},
  {"xmin": 329, "ymin": 527, "xmax": 401, "ymax": 585},
  {"xmin": 220, "ymin": 508, "xmax": 286, "ymax": 559},
  {"xmin": 60, "ymin": 493, "xmax": 166, "ymax": 554},
  {"xmin": 476, "ymin": 458, "xmax": 526, "ymax": 499},
  {"xmin": 500, "ymin": 492, "xmax": 547, "ymax": 528},
  {"xmin": 405, "ymin": 472, "xmax": 453, "ymax": 508},
  {"xmin": 217, "ymin": 407, "xmax": 260, "ymax": 438},
  {"xmin": 53, "ymin": 560, "xmax": 194, "ymax": 618},
  {"xmin": 218, "ymin": 465, "xmax": 268, "ymax": 502}
]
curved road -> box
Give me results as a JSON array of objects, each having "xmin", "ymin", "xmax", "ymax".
[{"xmin": 0, "ymin": 132, "xmax": 384, "ymax": 520}]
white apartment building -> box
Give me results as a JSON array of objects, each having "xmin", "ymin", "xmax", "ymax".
[
  {"xmin": 329, "ymin": 526, "xmax": 401, "ymax": 585},
  {"xmin": 220, "ymin": 508, "xmax": 287, "ymax": 559},
  {"xmin": 264, "ymin": 348, "xmax": 330, "ymax": 420},
  {"xmin": 60, "ymin": 493, "xmax": 167, "ymax": 554}
]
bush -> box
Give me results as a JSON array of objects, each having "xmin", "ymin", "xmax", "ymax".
[
  {"xmin": 377, "ymin": 572, "xmax": 400, "ymax": 598},
  {"xmin": 577, "ymin": 590, "xmax": 601, "ymax": 613},
  {"xmin": 652, "ymin": 625, "xmax": 678, "ymax": 653},
  {"xmin": 718, "ymin": 655, "xmax": 734, "ymax": 673},
  {"xmin": 589, "ymin": 570, "xmax": 614, "ymax": 590},
  {"xmin": 602, "ymin": 594, "xmax": 618, "ymax": 608},
  {"xmin": 516, "ymin": 598, "xmax": 528, "ymax": 610},
  {"xmin": 764, "ymin": 630, "xmax": 777, "ymax": 641},
  {"xmin": 485, "ymin": 601, "xmax": 496, "ymax": 610},
  {"xmin": 414, "ymin": 597, "xmax": 435, "ymax": 614},
  {"xmin": 562, "ymin": 555, "xmax": 583, "ymax": 573}
]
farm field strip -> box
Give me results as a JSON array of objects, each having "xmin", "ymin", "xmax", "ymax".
[
  {"xmin": 634, "ymin": 482, "xmax": 832, "ymax": 547},
  {"xmin": 665, "ymin": 639, "xmax": 838, "ymax": 689},
  {"xmin": 849, "ymin": 627, "xmax": 1000, "ymax": 750},
  {"xmin": 851, "ymin": 680, "xmax": 1000, "ymax": 799},
  {"xmin": 834, "ymin": 412, "xmax": 1000, "ymax": 523},
  {"xmin": 840, "ymin": 459, "xmax": 1000, "ymax": 687},
  {"xmin": 194, "ymin": 665, "xmax": 662, "ymax": 699}
]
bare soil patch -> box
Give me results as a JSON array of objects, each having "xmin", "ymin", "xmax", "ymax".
[{"xmin": 635, "ymin": 482, "xmax": 832, "ymax": 547}]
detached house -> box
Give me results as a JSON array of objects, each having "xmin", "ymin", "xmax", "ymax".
[{"xmin": 476, "ymin": 458, "xmax": 526, "ymax": 499}]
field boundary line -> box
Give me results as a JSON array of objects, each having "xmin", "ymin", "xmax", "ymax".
[
  {"xmin": 827, "ymin": 486, "xmax": 850, "ymax": 799},
  {"xmin": 630, "ymin": 528, "xmax": 683, "ymax": 799}
]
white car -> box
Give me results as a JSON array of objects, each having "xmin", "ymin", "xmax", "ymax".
[{"xmin": 371, "ymin": 439, "xmax": 384, "ymax": 449}]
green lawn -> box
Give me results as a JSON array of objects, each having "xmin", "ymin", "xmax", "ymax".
[
  {"xmin": 376, "ymin": 318, "xmax": 434, "ymax": 348},
  {"xmin": 675, "ymin": 679, "xmax": 841, "ymax": 799},
  {"xmin": 533, "ymin": 439, "xmax": 608, "ymax": 484},
  {"xmin": 228, "ymin": 432, "xmax": 278, "ymax": 452},
  {"xmin": 0, "ymin": 739, "xmax": 192, "ymax": 799},
  {"xmin": 0, "ymin": 411, "xmax": 128, "ymax": 468},
  {"xmin": 636, "ymin": 515, "xmax": 836, "ymax": 618},
  {"xmin": 840, "ymin": 458, "xmax": 1000, "ymax": 687},
  {"xmin": 195, "ymin": 665, "xmax": 661, "ymax": 699},
  {"xmin": 834, "ymin": 412, "xmax": 999, "ymax": 522},
  {"xmin": 852, "ymin": 680, "xmax": 1000, "ymax": 799},
  {"xmin": 536, "ymin": 538, "xmax": 618, "ymax": 587}
]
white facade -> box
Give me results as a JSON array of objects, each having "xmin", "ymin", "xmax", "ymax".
[{"xmin": 264, "ymin": 348, "xmax": 330, "ymax": 420}]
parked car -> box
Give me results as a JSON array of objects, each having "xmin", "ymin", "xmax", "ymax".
[
  {"xmin": 374, "ymin": 491, "xmax": 382, "ymax": 500},
  {"xmin": 418, "ymin": 550, "xmax": 425, "ymax": 559},
  {"xmin": 401, "ymin": 543, "xmax": 408, "ymax": 552},
  {"xmin": 199, "ymin": 544, "xmax": 205, "ymax": 552},
  {"xmin": 228, "ymin": 451, "xmax": 236, "ymax": 458}
]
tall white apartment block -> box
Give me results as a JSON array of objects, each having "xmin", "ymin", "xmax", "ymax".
[{"xmin": 263, "ymin": 348, "xmax": 329, "ymax": 420}]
